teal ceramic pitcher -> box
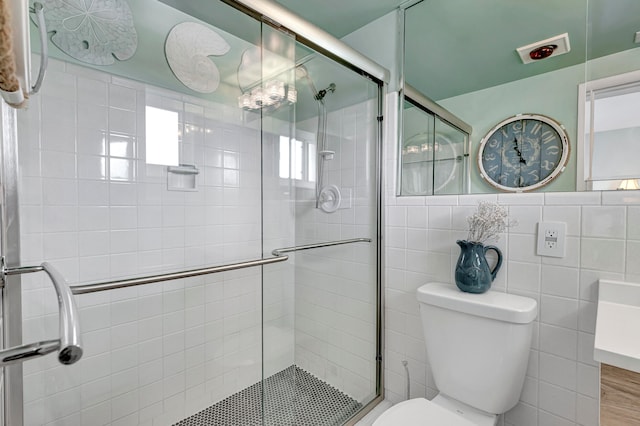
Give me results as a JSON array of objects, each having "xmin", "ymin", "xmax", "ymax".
[{"xmin": 454, "ymin": 240, "xmax": 503, "ymax": 294}]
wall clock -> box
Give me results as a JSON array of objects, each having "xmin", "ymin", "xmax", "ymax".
[{"xmin": 478, "ymin": 113, "xmax": 570, "ymax": 192}]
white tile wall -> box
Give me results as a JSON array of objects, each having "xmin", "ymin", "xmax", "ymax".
[
  {"xmin": 292, "ymin": 100, "xmax": 379, "ymax": 402},
  {"xmin": 383, "ymin": 190, "xmax": 630, "ymax": 426},
  {"xmin": 16, "ymin": 58, "xmax": 282, "ymax": 426},
  {"xmin": 14, "ymin": 55, "xmax": 380, "ymax": 425},
  {"xmin": 380, "ymin": 91, "xmax": 640, "ymax": 425}
]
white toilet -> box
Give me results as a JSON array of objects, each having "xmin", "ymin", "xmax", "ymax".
[{"xmin": 374, "ymin": 282, "xmax": 537, "ymax": 426}]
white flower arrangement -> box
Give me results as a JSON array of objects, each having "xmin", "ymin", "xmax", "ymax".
[{"xmin": 466, "ymin": 201, "xmax": 515, "ymax": 244}]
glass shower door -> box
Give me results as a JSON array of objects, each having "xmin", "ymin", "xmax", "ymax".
[
  {"xmin": 261, "ymin": 32, "xmax": 382, "ymax": 425},
  {"xmin": 9, "ymin": 2, "xmax": 276, "ymax": 425},
  {"xmin": 400, "ymin": 97, "xmax": 470, "ymax": 195},
  {"xmin": 3, "ymin": 1, "xmax": 382, "ymax": 425}
]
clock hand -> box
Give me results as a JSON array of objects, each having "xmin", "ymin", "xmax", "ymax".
[{"xmin": 512, "ymin": 137, "xmax": 527, "ymax": 165}]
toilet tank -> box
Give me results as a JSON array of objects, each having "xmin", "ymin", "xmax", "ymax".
[{"xmin": 417, "ymin": 283, "xmax": 537, "ymax": 415}]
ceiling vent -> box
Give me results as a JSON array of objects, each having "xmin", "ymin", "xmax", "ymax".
[{"xmin": 516, "ymin": 33, "xmax": 571, "ymax": 64}]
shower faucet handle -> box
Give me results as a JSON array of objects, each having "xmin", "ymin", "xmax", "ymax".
[{"xmin": 319, "ymin": 150, "xmax": 335, "ymax": 160}]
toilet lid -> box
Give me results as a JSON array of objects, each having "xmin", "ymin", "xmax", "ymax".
[{"xmin": 372, "ymin": 398, "xmax": 476, "ymax": 426}]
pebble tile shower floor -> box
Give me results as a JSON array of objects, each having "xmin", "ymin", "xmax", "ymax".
[{"xmin": 174, "ymin": 366, "xmax": 362, "ymax": 426}]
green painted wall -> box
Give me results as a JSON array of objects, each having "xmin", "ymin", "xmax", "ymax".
[
  {"xmin": 438, "ymin": 46, "xmax": 640, "ymax": 193},
  {"xmin": 341, "ymin": 10, "xmax": 400, "ymax": 90}
]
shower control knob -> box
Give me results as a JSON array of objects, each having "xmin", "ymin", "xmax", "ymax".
[{"xmin": 319, "ymin": 150, "xmax": 335, "ymax": 160}]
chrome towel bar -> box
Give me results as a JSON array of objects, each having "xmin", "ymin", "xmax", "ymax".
[
  {"xmin": 0, "ymin": 238, "xmax": 370, "ymax": 365},
  {"xmin": 71, "ymin": 256, "xmax": 289, "ymax": 295},
  {"xmin": 1, "ymin": 260, "xmax": 82, "ymax": 366},
  {"xmin": 272, "ymin": 237, "xmax": 372, "ymax": 256},
  {"xmin": 70, "ymin": 237, "xmax": 371, "ymax": 295}
]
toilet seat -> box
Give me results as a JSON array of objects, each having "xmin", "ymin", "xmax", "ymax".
[{"xmin": 372, "ymin": 398, "xmax": 476, "ymax": 426}]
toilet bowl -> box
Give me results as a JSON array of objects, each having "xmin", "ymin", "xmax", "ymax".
[
  {"xmin": 372, "ymin": 395, "xmax": 491, "ymax": 426},
  {"xmin": 374, "ymin": 283, "xmax": 537, "ymax": 425}
]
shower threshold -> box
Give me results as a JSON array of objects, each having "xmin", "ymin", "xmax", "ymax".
[{"xmin": 174, "ymin": 365, "xmax": 362, "ymax": 426}]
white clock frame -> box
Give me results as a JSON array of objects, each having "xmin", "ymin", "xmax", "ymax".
[{"xmin": 477, "ymin": 113, "xmax": 570, "ymax": 192}]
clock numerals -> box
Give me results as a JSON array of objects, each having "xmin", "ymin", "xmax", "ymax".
[
  {"xmin": 545, "ymin": 145, "xmax": 560, "ymax": 156},
  {"xmin": 479, "ymin": 115, "xmax": 568, "ymax": 191},
  {"xmin": 488, "ymin": 138, "xmax": 500, "ymax": 149},
  {"xmin": 541, "ymin": 130, "xmax": 557, "ymax": 144},
  {"xmin": 541, "ymin": 160, "xmax": 556, "ymax": 171},
  {"xmin": 483, "ymin": 152, "xmax": 498, "ymax": 162},
  {"xmin": 529, "ymin": 121, "xmax": 542, "ymax": 135},
  {"xmin": 487, "ymin": 164, "xmax": 499, "ymax": 174}
]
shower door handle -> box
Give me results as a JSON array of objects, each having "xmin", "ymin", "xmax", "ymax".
[{"xmin": 1, "ymin": 261, "xmax": 83, "ymax": 366}]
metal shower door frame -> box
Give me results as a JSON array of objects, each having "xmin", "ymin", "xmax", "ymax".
[
  {"xmin": 0, "ymin": 1, "xmax": 391, "ymax": 424},
  {"xmin": 1, "ymin": 100, "xmax": 25, "ymax": 426}
]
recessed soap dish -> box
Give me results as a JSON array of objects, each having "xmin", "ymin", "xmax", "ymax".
[{"xmin": 167, "ymin": 164, "xmax": 199, "ymax": 191}]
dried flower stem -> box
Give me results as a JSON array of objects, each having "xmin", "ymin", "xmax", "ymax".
[{"xmin": 466, "ymin": 201, "xmax": 515, "ymax": 244}]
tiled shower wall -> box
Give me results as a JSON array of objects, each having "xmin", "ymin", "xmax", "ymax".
[
  {"xmin": 383, "ymin": 94, "xmax": 636, "ymax": 426},
  {"xmin": 15, "ymin": 58, "xmax": 293, "ymax": 426},
  {"xmin": 293, "ymin": 100, "xmax": 378, "ymax": 402}
]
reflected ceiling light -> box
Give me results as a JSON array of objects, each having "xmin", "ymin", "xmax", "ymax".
[
  {"xmin": 516, "ymin": 33, "xmax": 570, "ymax": 64},
  {"xmin": 237, "ymin": 47, "xmax": 297, "ymax": 112},
  {"xmin": 617, "ymin": 179, "xmax": 640, "ymax": 190},
  {"xmin": 237, "ymin": 79, "xmax": 297, "ymax": 111}
]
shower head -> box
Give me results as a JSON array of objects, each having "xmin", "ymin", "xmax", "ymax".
[
  {"xmin": 314, "ymin": 83, "xmax": 336, "ymax": 101},
  {"xmin": 295, "ymin": 64, "xmax": 336, "ymax": 103},
  {"xmin": 295, "ymin": 64, "xmax": 320, "ymax": 98},
  {"xmin": 295, "ymin": 64, "xmax": 309, "ymax": 79}
]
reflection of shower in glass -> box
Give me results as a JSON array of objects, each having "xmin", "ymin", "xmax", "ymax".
[
  {"xmin": 296, "ymin": 65, "xmax": 339, "ymax": 212},
  {"xmin": 314, "ymin": 83, "xmax": 336, "ymax": 101},
  {"xmin": 237, "ymin": 47, "xmax": 298, "ymax": 111}
]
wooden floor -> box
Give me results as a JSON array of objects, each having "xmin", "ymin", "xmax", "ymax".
[{"xmin": 601, "ymin": 363, "xmax": 640, "ymax": 425}]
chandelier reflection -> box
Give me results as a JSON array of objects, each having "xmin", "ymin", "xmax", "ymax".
[{"xmin": 238, "ymin": 79, "xmax": 297, "ymax": 111}]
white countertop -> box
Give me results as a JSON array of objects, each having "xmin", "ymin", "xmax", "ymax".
[{"xmin": 594, "ymin": 279, "xmax": 640, "ymax": 373}]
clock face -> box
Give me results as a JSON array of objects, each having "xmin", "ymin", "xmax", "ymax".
[{"xmin": 478, "ymin": 114, "xmax": 569, "ymax": 192}]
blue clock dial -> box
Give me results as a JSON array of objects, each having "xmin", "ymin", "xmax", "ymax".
[{"xmin": 479, "ymin": 114, "xmax": 568, "ymax": 191}]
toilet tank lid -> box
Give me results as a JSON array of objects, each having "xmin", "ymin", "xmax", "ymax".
[{"xmin": 417, "ymin": 283, "xmax": 538, "ymax": 324}]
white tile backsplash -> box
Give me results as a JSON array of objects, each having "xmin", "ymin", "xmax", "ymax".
[
  {"xmin": 582, "ymin": 206, "xmax": 626, "ymax": 238},
  {"xmin": 544, "ymin": 192, "xmax": 601, "ymax": 206},
  {"xmin": 508, "ymin": 261, "xmax": 541, "ymax": 293},
  {"xmin": 383, "ymin": 110, "xmax": 640, "ymax": 424},
  {"xmin": 539, "ymin": 381, "xmax": 577, "ymax": 422},
  {"xmin": 580, "ymin": 238, "xmax": 625, "ymax": 272},
  {"xmin": 539, "ymin": 352, "xmax": 577, "ymax": 391},
  {"xmin": 16, "ymin": 58, "xmax": 284, "ymax": 425},
  {"xmin": 498, "ymin": 193, "xmax": 545, "ymax": 205},
  {"xmin": 508, "ymin": 205, "xmax": 542, "ymax": 234},
  {"xmin": 17, "ymin": 60, "xmax": 375, "ymax": 424}
]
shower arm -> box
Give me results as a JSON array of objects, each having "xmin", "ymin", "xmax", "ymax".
[
  {"xmin": 313, "ymin": 84, "xmax": 336, "ymax": 207},
  {"xmin": 296, "ymin": 65, "xmax": 335, "ymax": 206}
]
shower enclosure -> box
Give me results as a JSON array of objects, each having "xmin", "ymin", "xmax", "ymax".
[{"xmin": 0, "ymin": 0, "xmax": 384, "ymax": 425}]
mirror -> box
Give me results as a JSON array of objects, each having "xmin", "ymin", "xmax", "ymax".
[
  {"xmin": 400, "ymin": 85, "xmax": 471, "ymax": 196},
  {"xmin": 402, "ymin": 0, "xmax": 640, "ymax": 194}
]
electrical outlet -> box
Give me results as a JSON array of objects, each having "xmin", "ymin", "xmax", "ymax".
[{"xmin": 537, "ymin": 222, "xmax": 566, "ymax": 257}]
